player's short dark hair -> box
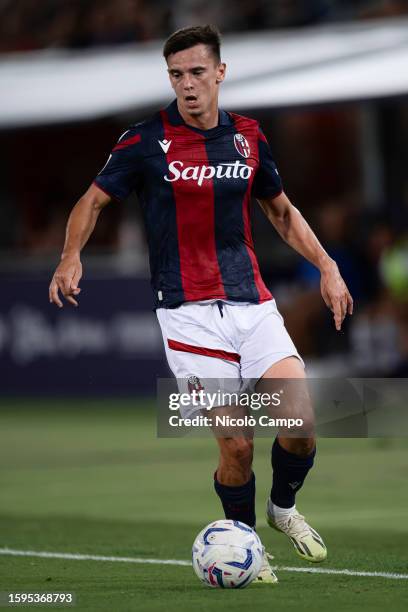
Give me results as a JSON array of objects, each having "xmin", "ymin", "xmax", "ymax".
[{"xmin": 163, "ymin": 25, "xmax": 221, "ymax": 63}]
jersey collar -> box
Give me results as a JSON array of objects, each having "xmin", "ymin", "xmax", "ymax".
[{"xmin": 165, "ymin": 99, "xmax": 231, "ymax": 129}]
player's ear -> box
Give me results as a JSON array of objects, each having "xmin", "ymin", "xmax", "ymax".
[
  {"xmin": 216, "ymin": 62, "xmax": 226, "ymax": 84},
  {"xmin": 166, "ymin": 61, "xmax": 176, "ymax": 91},
  {"xmin": 168, "ymin": 75, "xmax": 176, "ymax": 92}
]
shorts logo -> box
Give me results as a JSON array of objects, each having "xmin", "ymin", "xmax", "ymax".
[
  {"xmin": 234, "ymin": 133, "xmax": 250, "ymax": 158},
  {"xmin": 187, "ymin": 375, "xmax": 204, "ymax": 394}
]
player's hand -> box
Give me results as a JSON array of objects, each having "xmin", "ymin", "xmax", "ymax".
[
  {"xmin": 49, "ymin": 254, "xmax": 82, "ymax": 308},
  {"xmin": 320, "ymin": 260, "xmax": 353, "ymax": 331}
]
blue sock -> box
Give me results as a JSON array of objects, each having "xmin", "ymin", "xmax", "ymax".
[
  {"xmin": 214, "ymin": 471, "xmax": 256, "ymax": 528},
  {"xmin": 270, "ymin": 439, "xmax": 315, "ymax": 508}
]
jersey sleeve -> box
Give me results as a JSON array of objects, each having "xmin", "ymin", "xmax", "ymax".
[
  {"xmin": 93, "ymin": 127, "xmax": 143, "ymax": 201},
  {"xmin": 251, "ymin": 127, "xmax": 283, "ymax": 200}
]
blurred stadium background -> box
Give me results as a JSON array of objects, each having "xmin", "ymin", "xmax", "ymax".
[{"xmin": 0, "ymin": 3, "xmax": 408, "ymax": 609}]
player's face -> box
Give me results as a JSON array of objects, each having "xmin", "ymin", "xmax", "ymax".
[{"xmin": 167, "ymin": 44, "xmax": 226, "ymax": 118}]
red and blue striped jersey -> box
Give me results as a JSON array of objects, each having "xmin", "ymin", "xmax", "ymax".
[{"xmin": 94, "ymin": 100, "xmax": 283, "ymax": 309}]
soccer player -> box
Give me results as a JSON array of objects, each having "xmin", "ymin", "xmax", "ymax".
[{"xmin": 49, "ymin": 25, "xmax": 353, "ymax": 584}]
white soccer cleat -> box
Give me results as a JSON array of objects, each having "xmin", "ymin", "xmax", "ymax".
[
  {"xmin": 253, "ymin": 550, "xmax": 278, "ymax": 585},
  {"xmin": 266, "ymin": 502, "xmax": 327, "ymax": 563}
]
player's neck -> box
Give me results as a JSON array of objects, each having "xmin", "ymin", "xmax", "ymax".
[{"xmin": 177, "ymin": 101, "xmax": 219, "ymax": 131}]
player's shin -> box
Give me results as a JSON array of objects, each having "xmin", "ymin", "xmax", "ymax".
[
  {"xmin": 214, "ymin": 471, "xmax": 256, "ymax": 529},
  {"xmin": 270, "ymin": 437, "xmax": 315, "ymax": 512},
  {"xmin": 267, "ymin": 437, "xmax": 327, "ymax": 562}
]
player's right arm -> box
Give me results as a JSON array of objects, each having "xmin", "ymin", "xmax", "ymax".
[
  {"xmin": 49, "ymin": 183, "xmax": 111, "ymax": 307},
  {"xmin": 49, "ymin": 125, "xmax": 143, "ymax": 307}
]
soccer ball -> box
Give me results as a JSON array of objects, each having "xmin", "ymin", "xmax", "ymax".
[{"xmin": 192, "ymin": 519, "xmax": 264, "ymax": 588}]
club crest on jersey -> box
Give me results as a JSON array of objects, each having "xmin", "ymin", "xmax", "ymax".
[
  {"xmin": 234, "ymin": 133, "xmax": 250, "ymax": 158},
  {"xmin": 187, "ymin": 375, "xmax": 204, "ymax": 394}
]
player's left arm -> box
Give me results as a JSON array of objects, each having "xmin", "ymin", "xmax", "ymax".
[{"xmin": 257, "ymin": 191, "xmax": 353, "ymax": 331}]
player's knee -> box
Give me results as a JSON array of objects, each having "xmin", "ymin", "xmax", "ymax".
[
  {"xmin": 222, "ymin": 438, "xmax": 254, "ymax": 468},
  {"xmin": 299, "ymin": 414, "xmax": 315, "ymax": 439},
  {"xmin": 280, "ymin": 436, "xmax": 315, "ymax": 457},
  {"xmin": 294, "ymin": 437, "xmax": 315, "ymax": 457}
]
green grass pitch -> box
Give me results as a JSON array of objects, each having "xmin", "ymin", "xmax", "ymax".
[{"xmin": 0, "ymin": 399, "xmax": 407, "ymax": 611}]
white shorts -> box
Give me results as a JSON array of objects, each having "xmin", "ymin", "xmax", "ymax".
[{"xmin": 157, "ymin": 299, "xmax": 303, "ymax": 417}]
